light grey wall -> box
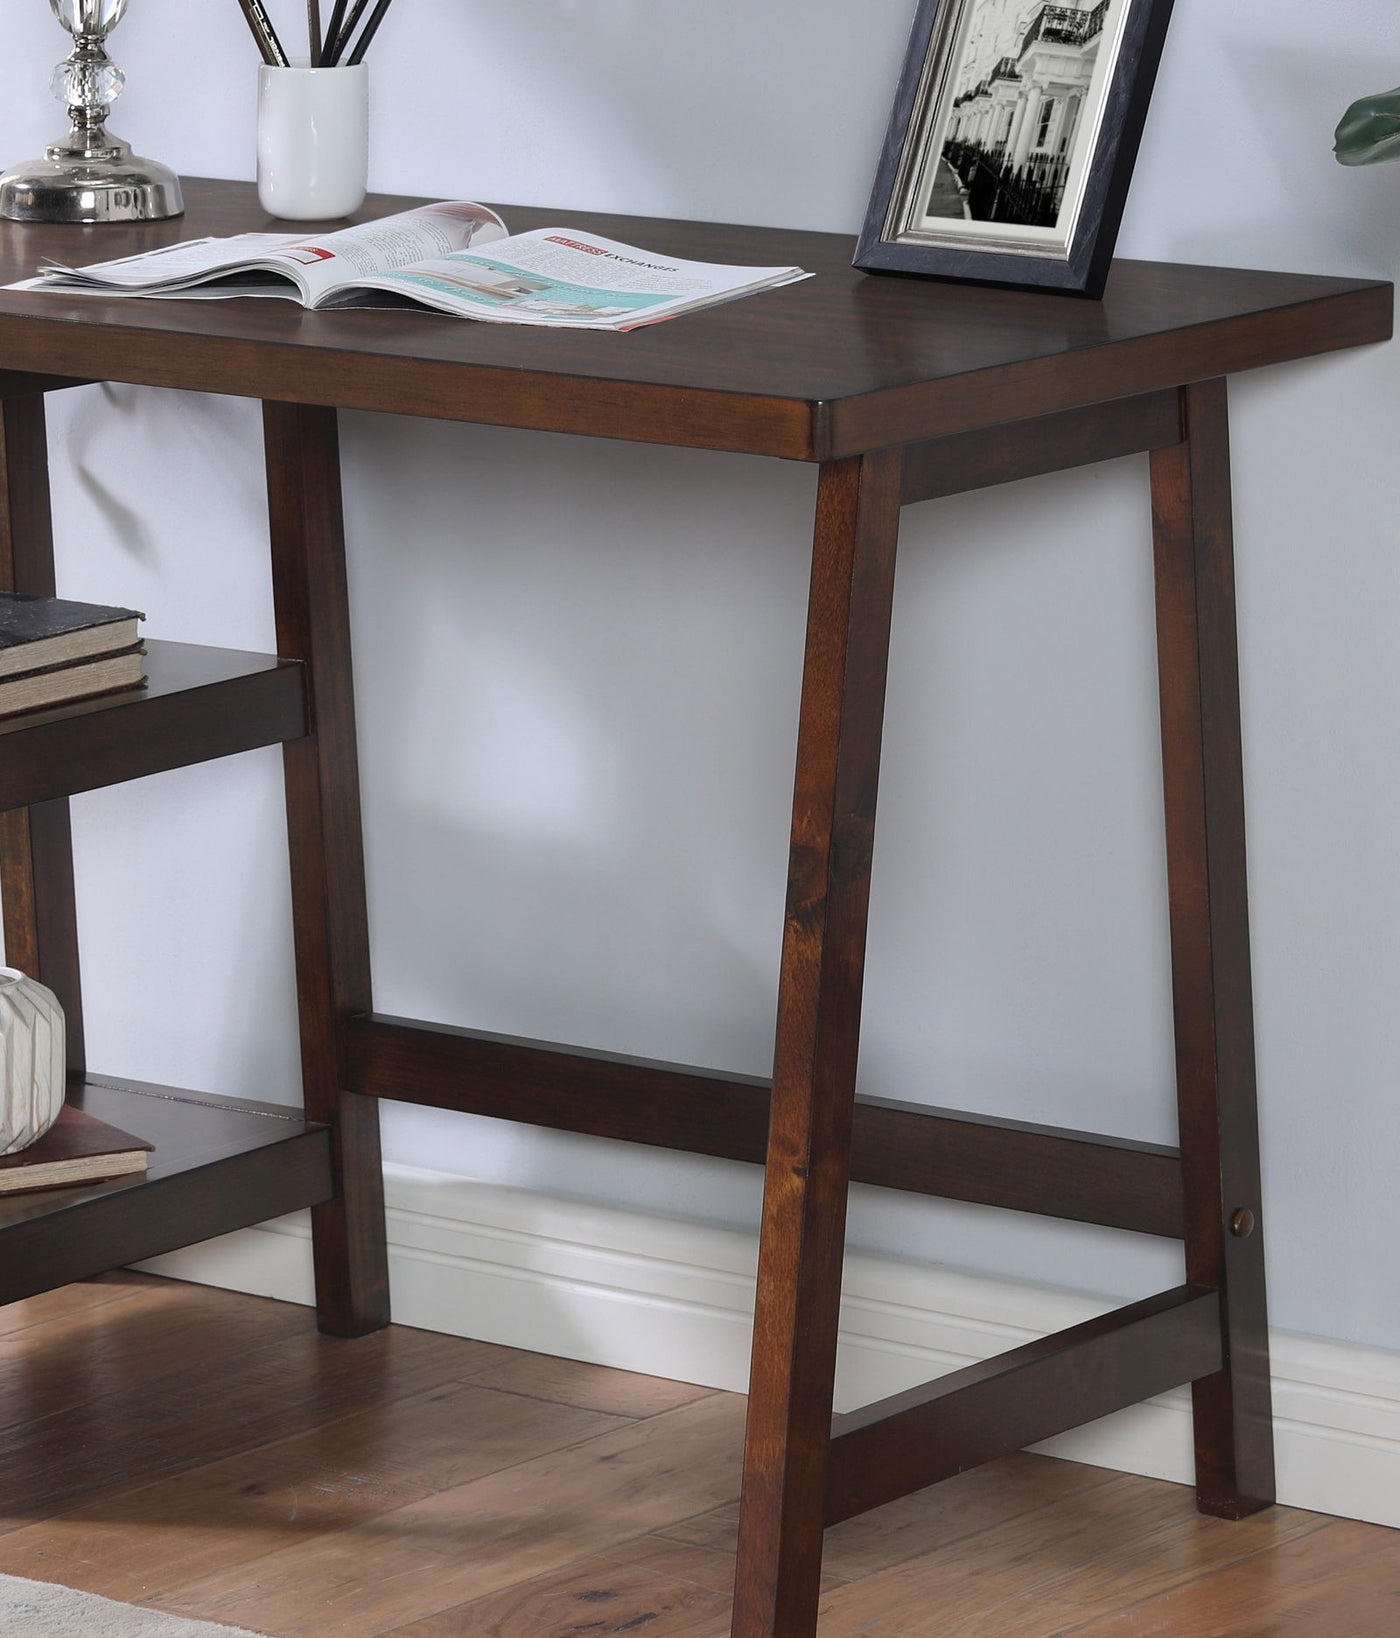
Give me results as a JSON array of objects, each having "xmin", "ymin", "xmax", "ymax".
[{"xmin": 2, "ymin": 1, "xmax": 1398, "ymax": 1349}]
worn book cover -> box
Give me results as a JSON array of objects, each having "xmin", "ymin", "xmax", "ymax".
[
  {"xmin": 0, "ymin": 1106, "xmax": 153, "ymax": 1195},
  {"xmin": 0, "ymin": 592, "xmax": 144, "ymax": 680}
]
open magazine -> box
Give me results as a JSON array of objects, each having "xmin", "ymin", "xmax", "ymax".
[{"xmin": 12, "ymin": 200, "xmax": 811, "ymax": 331}]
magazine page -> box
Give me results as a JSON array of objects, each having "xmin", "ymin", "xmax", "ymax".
[
  {"xmin": 23, "ymin": 201, "xmax": 509, "ymax": 304},
  {"xmin": 287, "ymin": 202, "xmax": 509, "ymax": 300},
  {"xmin": 26, "ymin": 233, "xmax": 313, "ymax": 295},
  {"xmin": 342, "ymin": 228, "xmax": 811, "ymax": 329}
]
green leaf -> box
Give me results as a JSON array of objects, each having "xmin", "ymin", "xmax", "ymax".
[{"xmin": 1336, "ymin": 86, "xmax": 1400, "ymax": 165}]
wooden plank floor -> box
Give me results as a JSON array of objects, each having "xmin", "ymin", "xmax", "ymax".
[{"xmin": 0, "ymin": 1275, "xmax": 1397, "ymax": 1635}]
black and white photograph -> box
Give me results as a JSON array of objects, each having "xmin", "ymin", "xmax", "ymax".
[{"xmin": 856, "ymin": 0, "xmax": 1175, "ymax": 295}]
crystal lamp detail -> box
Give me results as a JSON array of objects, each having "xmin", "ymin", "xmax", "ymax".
[{"xmin": 0, "ymin": 0, "xmax": 183, "ymax": 223}]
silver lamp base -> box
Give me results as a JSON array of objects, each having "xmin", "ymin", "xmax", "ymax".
[{"xmin": 0, "ymin": 133, "xmax": 184, "ymax": 224}]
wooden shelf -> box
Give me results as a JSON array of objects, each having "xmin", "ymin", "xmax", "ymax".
[
  {"xmin": 0, "ymin": 640, "xmax": 307, "ymax": 811},
  {"xmin": 0, "ymin": 1078, "xmax": 333, "ymax": 1305}
]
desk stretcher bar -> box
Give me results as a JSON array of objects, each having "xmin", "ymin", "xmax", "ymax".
[
  {"xmin": 357, "ymin": 1006, "xmax": 1222, "ymax": 1539},
  {"xmin": 824, "ymin": 1284, "xmax": 1223, "ymax": 1524},
  {"xmin": 349, "ymin": 1012, "xmax": 1185, "ymax": 1238}
]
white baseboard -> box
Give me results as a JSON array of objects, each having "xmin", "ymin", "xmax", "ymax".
[{"xmin": 139, "ymin": 1164, "xmax": 1400, "ymax": 1531}]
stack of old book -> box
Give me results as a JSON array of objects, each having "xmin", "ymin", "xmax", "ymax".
[
  {"xmin": 0, "ymin": 591, "xmax": 146, "ymax": 716},
  {"xmin": 0, "ymin": 1107, "xmax": 153, "ymax": 1196}
]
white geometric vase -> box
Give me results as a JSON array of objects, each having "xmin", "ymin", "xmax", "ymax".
[{"xmin": 0, "ymin": 966, "xmax": 67, "ymax": 1155}]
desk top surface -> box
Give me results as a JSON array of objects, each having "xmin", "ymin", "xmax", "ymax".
[{"xmin": 0, "ymin": 178, "xmax": 1390, "ymax": 461}]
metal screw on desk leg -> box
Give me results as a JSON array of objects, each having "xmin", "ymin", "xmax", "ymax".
[{"xmin": 1230, "ymin": 1208, "xmax": 1256, "ymax": 1238}]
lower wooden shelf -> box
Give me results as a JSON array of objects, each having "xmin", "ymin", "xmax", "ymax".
[
  {"xmin": 0, "ymin": 1077, "xmax": 332, "ymax": 1305},
  {"xmin": 0, "ymin": 640, "xmax": 308, "ymax": 812}
]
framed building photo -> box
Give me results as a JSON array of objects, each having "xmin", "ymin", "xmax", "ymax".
[{"xmin": 855, "ymin": 0, "xmax": 1175, "ymax": 297}]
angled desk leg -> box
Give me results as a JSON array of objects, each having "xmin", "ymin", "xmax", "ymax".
[
  {"xmin": 0, "ymin": 391, "xmax": 85, "ymax": 1077},
  {"xmin": 1151, "ymin": 378, "xmax": 1275, "ymax": 1517},
  {"xmin": 733, "ymin": 449, "xmax": 904, "ymax": 1638},
  {"xmin": 263, "ymin": 402, "xmax": 390, "ymax": 1338}
]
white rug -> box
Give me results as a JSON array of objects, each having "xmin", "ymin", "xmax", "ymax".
[{"xmin": 0, "ymin": 1575, "xmax": 269, "ymax": 1637}]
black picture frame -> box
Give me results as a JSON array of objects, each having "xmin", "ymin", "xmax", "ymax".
[{"xmin": 854, "ymin": 0, "xmax": 1175, "ymax": 299}]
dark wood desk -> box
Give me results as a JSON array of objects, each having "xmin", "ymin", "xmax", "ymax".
[{"xmin": 0, "ymin": 178, "xmax": 1390, "ymax": 1637}]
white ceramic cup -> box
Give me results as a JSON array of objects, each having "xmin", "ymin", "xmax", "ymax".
[{"xmin": 257, "ymin": 63, "xmax": 368, "ymax": 221}]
